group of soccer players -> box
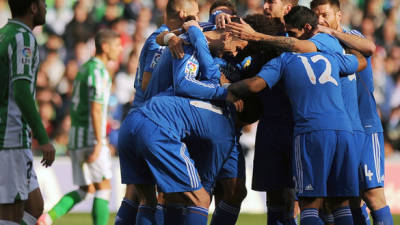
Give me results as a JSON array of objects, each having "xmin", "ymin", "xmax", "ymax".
[{"xmin": 0, "ymin": 0, "xmax": 396, "ymax": 225}]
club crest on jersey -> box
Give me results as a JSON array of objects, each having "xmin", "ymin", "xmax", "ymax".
[
  {"xmin": 150, "ymin": 53, "xmax": 161, "ymax": 69},
  {"xmin": 21, "ymin": 47, "xmax": 32, "ymax": 64},
  {"xmin": 185, "ymin": 61, "xmax": 198, "ymax": 76}
]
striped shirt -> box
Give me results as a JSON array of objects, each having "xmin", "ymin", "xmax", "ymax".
[
  {"xmin": 0, "ymin": 20, "xmax": 40, "ymax": 149},
  {"xmin": 68, "ymin": 57, "xmax": 111, "ymax": 150}
]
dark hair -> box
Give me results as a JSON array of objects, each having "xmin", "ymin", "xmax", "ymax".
[
  {"xmin": 284, "ymin": 6, "xmax": 318, "ymax": 30},
  {"xmin": 310, "ymin": 0, "xmax": 340, "ymax": 10},
  {"xmin": 240, "ymin": 14, "xmax": 284, "ymax": 76},
  {"xmin": 166, "ymin": 0, "xmax": 198, "ymax": 19},
  {"xmin": 8, "ymin": 0, "xmax": 38, "ymax": 18},
  {"xmin": 283, "ymin": 0, "xmax": 299, "ymax": 6},
  {"xmin": 95, "ymin": 29, "xmax": 120, "ymax": 54},
  {"xmin": 209, "ymin": 0, "xmax": 237, "ymax": 15}
]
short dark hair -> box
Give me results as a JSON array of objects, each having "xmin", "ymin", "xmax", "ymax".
[
  {"xmin": 283, "ymin": 0, "xmax": 299, "ymax": 6},
  {"xmin": 8, "ymin": 0, "xmax": 38, "ymax": 18},
  {"xmin": 310, "ymin": 0, "xmax": 340, "ymax": 10},
  {"xmin": 284, "ymin": 6, "xmax": 318, "ymax": 30},
  {"xmin": 166, "ymin": 0, "xmax": 198, "ymax": 19},
  {"xmin": 209, "ymin": 0, "xmax": 237, "ymax": 15},
  {"xmin": 95, "ymin": 29, "xmax": 120, "ymax": 54}
]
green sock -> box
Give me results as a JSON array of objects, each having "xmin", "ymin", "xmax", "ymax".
[
  {"xmin": 92, "ymin": 197, "xmax": 109, "ymax": 225},
  {"xmin": 48, "ymin": 190, "xmax": 83, "ymax": 220}
]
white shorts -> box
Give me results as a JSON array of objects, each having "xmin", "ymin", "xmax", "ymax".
[
  {"xmin": 70, "ymin": 145, "xmax": 112, "ymax": 186},
  {"xmin": 0, "ymin": 149, "xmax": 37, "ymax": 204}
]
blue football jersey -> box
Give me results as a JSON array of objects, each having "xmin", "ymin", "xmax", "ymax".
[
  {"xmin": 138, "ymin": 95, "xmax": 236, "ymax": 140},
  {"xmin": 310, "ymin": 33, "xmax": 364, "ymax": 132},
  {"xmin": 131, "ymin": 24, "xmax": 169, "ymax": 108},
  {"xmin": 343, "ymin": 29, "xmax": 383, "ymax": 134},
  {"xmin": 144, "ymin": 27, "xmax": 226, "ymax": 101},
  {"xmin": 257, "ymin": 51, "xmax": 359, "ymax": 135}
]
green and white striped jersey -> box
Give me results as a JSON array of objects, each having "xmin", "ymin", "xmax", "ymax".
[
  {"xmin": 69, "ymin": 57, "xmax": 111, "ymax": 150},
  {"xmin": 0, "ymin": 20, "xmax": 39, "ymax": 150}
]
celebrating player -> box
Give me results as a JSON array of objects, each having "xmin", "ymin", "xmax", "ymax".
[
  {"xmin": 37, "ymin": 30, "xmax": 122, "ymax": 225},
  {"xmin": 0, "ymin": 1, "xmax": 56, "ymax": 225}
]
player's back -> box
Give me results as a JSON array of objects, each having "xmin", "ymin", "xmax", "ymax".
[
  {"xmin": 263, "ymin": 51, "xmax": 358, "ymax": 135},
  {"xmin": 0, "ymin": 20, "xmax": 39, "ymax": 149},
  {"xmin": 69, "ymin": 57, "xmax": 111, "ymax": 149},
  {"xmin": 132, "ymin": 24, "xmax": 168, "ymax": 108},
  {"xmin": 138, "ymin": 95, "xmax": 236, "ymax": 142}
]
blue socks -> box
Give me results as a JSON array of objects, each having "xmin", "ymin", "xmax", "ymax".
[
  {"xmin": 210, "ymin": 201, "xmax": 240, "ymax": 225},
  {"xmin": 267, "ymin": 206, "xmax": 297, "ymax": 225},
  {"xmin": 185, "ymin": 206, "xmax": 209, "ymax": 225},
  {"xmin": 351, "ymin": 204, "xmax": 371, "ymax": 225},
  {"xmin": 164, "ymin": 204, "xmax": 185, "ymax": 225},
  {"xmin": 371, "ymin": 206, "xmax": 393, "ymax": 225},
  {"xmin": 319, "ymin": 211, "xmax": 334, "ymax": 224},
  {"xmin": 333, "ymin": 206, "xmax": 354, "ymax": 225},
  {"xmin": 300, "ymin": 208, "xmax": 324, "ymax": 225},
  {"xmin": 115, "ymin": 198, "xmax": 138, "ymax": 225},
  {"xmin": 136, "ymin": 205, "xmax": 156, "ymax": 225}
]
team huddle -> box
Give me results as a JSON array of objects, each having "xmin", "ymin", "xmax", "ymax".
[{"xmin": 0, "ymin": 0, "xmax": 395, "ymax": 225}]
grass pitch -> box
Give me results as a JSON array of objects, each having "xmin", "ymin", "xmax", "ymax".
[{"xmin": 53, "ymin": 213, "xmax": 400, "ymax": 225}]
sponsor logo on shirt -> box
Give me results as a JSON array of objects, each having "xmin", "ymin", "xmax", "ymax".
[
  {"xmin": 21, "ymin": 47, "xmax": 31, "ymax": 64},
  {"xmin": 185, "ymin": 61, "xmax": 198, "ymax": 76}
]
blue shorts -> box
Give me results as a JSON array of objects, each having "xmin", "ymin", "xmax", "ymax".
[
  {"xmin": 217, "ymin": 142, "xmax": 245, "ymax": 180},
  {"xmin": 118, "ymin": 111, "xmax": 202, "ymax": 193},
  {"xmin": 359, "ymin": 132, "xmax": 385, "ymax": 190},
  {"xmin": 292, "ymin": 130, "xmax": 359, "ymax": 197},
  {"xmin": 186, "ymin": 137, "xmax": 237, "ymax": 193},
  {"xmin": 252, "ymin": 123, "xmax": 294, "ymax": 191}
]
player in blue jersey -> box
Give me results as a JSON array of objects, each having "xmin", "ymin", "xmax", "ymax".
[
  {"xmin": 115, "ymin": 0, "xmax": 201, "ymax": 224},
  {"xmin": 117, "ymin": 93, "xmax": 259, "ymax": 225},
  {"xmin": 228, "ymin": 41, "xmax": 367, "ymax": 225},
  {"xmin": 310, "ymin": 1, "xmax": 394, "ymax": 224}
]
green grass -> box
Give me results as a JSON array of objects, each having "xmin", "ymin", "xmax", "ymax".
[{"xmin": 53, "ymin": 213, "xmax": 400, "ymax": 225}]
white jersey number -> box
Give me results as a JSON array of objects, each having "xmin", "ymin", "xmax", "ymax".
[{"xmin": 298, "ymin": 55, "xmax": 338, "ymax": 86}]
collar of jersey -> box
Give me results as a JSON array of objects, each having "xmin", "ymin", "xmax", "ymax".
[{"xmin": 8, "ymin": 19, "xmax": 33, "ymax": 34}]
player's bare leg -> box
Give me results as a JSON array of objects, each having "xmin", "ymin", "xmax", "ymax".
[
  {"xmin": 22, "ymin": 188, "xmax": 44, "ymax": 225},
  {"xmin": 115, "ymin": 184, "xmax": 140, "ymax": 225},
  {"xmin": 298, "ymin": 197, "xmax": 324, "ymax": 225},
  {"xmin": 0, "ymin": 201, "xmax": 24, "ymax": 224},
  {"xmin": 265, "ymin": 188, "xmax": 296, "ymax": 225},
  {"xmin": 326, "ymin": 197, "xmax": 354, "ymax": 225},
  {"xmin": 134, "ymin": 184, "xmax": 158, "ymax": 225},
  {"xmin": 211, "ymin": 178, "xmax": 246, "ymax": 225},
  {"xmin": 362, "ymin": 187, "xmax": 393, "ymax": 225}
]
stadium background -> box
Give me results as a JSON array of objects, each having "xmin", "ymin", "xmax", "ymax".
[{"xmin": 1, "ymin": 0, "xmax": 400, "ymax": 223}]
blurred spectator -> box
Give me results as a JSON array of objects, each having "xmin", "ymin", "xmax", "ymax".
[
  {"xmin": 114, "ymin": 49, "xmax": 139, "ymax": 106},
  {"xmin": 0, "ymin": 0, "xmax": 10, "ymax": 27},
  {"xmin": 151, "ymin": 0, "xmax": 168, "ymax": 26},
  {"xmin": 123, "ymin": 0, "xmax": 143, "ymax": 20},
  {"xmin": 64, "ymin": 1, "xmax": 96, "ymax": 59},
  {"xmin": 46, "ymin": 0, "xmax": 74, "ymax": 35}
]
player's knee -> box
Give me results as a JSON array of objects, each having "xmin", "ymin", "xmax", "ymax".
[
  {"xmin": 223, "ymin": 183, "xmax": 247, "ymax": 206},
  {"xmin": 326, "ymin": 197, "xmax": 350, "ymax": 211},
  {"xmin": 362, "ymin": 188, "xmax": 387, "ymax": 210}
]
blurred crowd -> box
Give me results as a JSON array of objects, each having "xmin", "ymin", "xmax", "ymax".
[{"xmin": 0, "ymin": 0, "xmax": 399, "ymax": 157}]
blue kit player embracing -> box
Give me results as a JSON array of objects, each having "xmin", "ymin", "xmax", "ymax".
[
  {"xmin": 228, "ymin": 41, "xmax": 367, "ymax": 225},
  {"xmin": 311, "ymin": 0, "xmax": 394, "ymax": 224},
  {"xmin": 118, "ymin": 95, "xmax": 244, "ymax": 225}
]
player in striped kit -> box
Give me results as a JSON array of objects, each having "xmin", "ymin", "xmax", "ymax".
[
  {"xmin": 0, "ymin": 0, "xmax": 55, "ymax": 225},
  {"xmin": 37, "ymin": 30, "xmax": 122, "ymax": 225}
]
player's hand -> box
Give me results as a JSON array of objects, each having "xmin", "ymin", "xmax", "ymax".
[
  {"xmin": 156, "ymin": 31, "xmax": 169, "ymax": 46},
  {"xmin": 215, "ymin": 12, "xmax": 232, "ymax": 28},
  {"xmin": 233, "ymin": 99, "xmax": 244, "ymax": 112},
  {"xmin": 317, "ymin": 25, "xmax": 334, "ymax": 35},
  {"xmin": 168, "ymin": 36, "xmax": 185, "ymax": 59},
  {"xmin": 86, "ymin": 142, "xmax": 102, "ymax": 163},
  {"xmin": 39, "ymin": 143, "xmax": 55, "ymax": 167},
  {"xmin": 183, "ymin": 20, "xmax": 202, "ymax": 32},
  {"xmin": 226, "ymin": 18, "xmax": 257, "ymax": 41},
  {"xmin": 220, "ymin": 72, "xmax": 230, "ymax": 86}
]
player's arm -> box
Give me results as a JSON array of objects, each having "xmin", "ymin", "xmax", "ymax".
[
  {"xmin": 344, "ymin": 48, "xmax": 367, "ymax": 72},
  {"xmin": 13, "ymin": 80, "xmax": 55, "ymax": 167},
  {"xmin": 318, "ymin": 25, "xmax": 376, "ymax": 56},
  {"xmin": 172, "ymin": 56, "xmax": 227, "ymax": 100},
  {"xmin": 156, "ymin": 30, "xmax": 186, "ymax": 59},
  {"xmin": 229, "ymin": 56, "xmax": 283, "ymax": 98},
  {"xmin": 226, "ymin": 19, "xmax": 317, "ymax": 53},
  {"xmin": 185, "ymin": 22, "xmax": 220, "ymax": 83}
]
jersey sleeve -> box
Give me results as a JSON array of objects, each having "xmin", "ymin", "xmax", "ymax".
[
  {"xmin": 256, "ymin": 55, "xmax": 284, "ymax": 89},
  {"xmin": 187, "ymin": 26, "xmax": 220, "ymax": 83},
  {"xmin": 172, "ymin": 49, "xmax": 227, "ymax": 100},
  {"xmin": 143, "ymin": 33, "xmax": 164, "ymax": 73},
  {"xmin": 88, "ymin": 68, "xmax": 107, "ymax": 104},
  {"xmin": 344, "ymin": 29, "xmax": 366, "ymax": 38},
  {"xmin": 334, "ymin": 52, "xmax": 359, "ymax": 75},
  {"xmin": 309, "ymin": 33, "xmax": 342, "ymax": 53},
  {"xmin": 10, "ymin": 32, "xmax": 36, "ymax": 83}
]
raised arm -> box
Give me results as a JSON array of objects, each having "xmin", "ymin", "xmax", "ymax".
[{"xmin": 318, "ymin": 25, "xmax": 376, "ymax": 56}]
